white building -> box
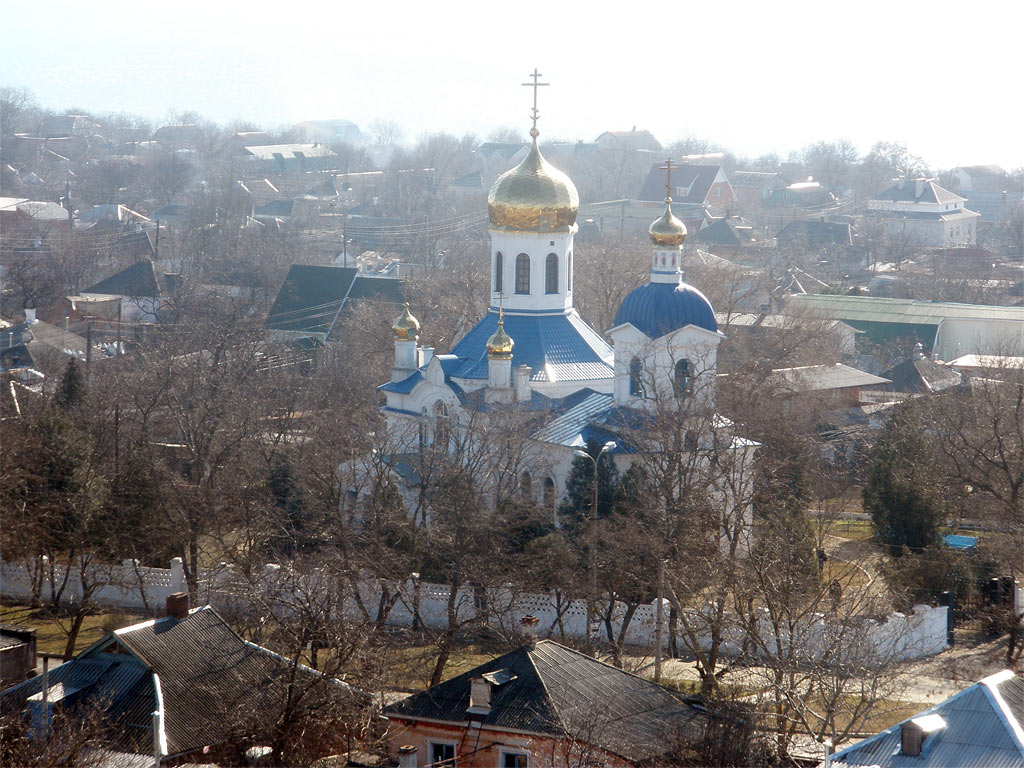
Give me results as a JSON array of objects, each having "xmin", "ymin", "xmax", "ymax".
[
  {"xmin": 370, "ymin": 106, "xmax": 755, "ymax": 527},
  {"xmin": 866, "ymin": 178, "xmax": 980, "ymax": 247}
]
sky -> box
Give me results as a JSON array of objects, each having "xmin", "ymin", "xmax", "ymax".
[{"xmin": 3, "ymin": 0, "xmax": 1023, "ymax": 170}]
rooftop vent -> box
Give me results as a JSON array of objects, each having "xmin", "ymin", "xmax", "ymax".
[{"xmin": 900, "ymin": 713, "xmax": 946, "ymax": 756}]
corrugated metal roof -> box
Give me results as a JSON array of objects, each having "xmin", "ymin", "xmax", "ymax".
[
  {"xmin": 451, "ymin": 310, "xmax": 613, "ymax": 383},
  {"xmin": 769, "ymin": 363, "xmax": 890, "ymax": 392},
  {"xmin": 787, "ymin": 294, "xmax": 1024, "ymax": 324},
  {"xmin": 833, "ymin": 673, "xmax": 1024, "ymax": 767},
  {"xmin": 532, "ymin": 390, "xmax": 614, "ymax": 446}
]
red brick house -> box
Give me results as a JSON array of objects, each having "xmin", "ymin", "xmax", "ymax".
[{"xmin": 384, "ymin": 619, "xmax": 711, "ymax": 767}]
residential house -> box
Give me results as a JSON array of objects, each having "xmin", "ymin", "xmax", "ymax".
[
  {"xmin": 80, "ymin": 259, "xmax": 176, "ymax": 323},
  {"xmin": 829, "ymin": 669, "xmax": 1024, "ymax": 767},
  {"xmin": 384, "ymin": 619, "xmax": 714, "ymax": 768},
  {"xmin": 866, "ymin": 178, "xmax": 980, "ymax": 247},
  {"xmin": 265, "ymin": 264, "xmax": 403, "ymax": 342},
  {"xmin": 151, "ymin": 124, "xmax": 204, "ymax": 150},
  {"xmin": 594, "ymin": 127, "xmax": 663, "ymax": 153},
  {"xmin": 784, "ymin": 293, "xmax": 1024, "ymax": 359},
  {"xmin": 778, "ymin": 220, "xmax": 854, "ymax": 249},
  {"xmin": 715, "ymin": 312, "xmax": 861, "ymax": 359},
  {"xmin": 690, "ymin": 215, "xmax": 759, "ymax": 249},
  {"xmin": 150, "ymin": 202, "xmax": 188, "ymax": 228},
  {"xmin": 0, "ymin": 310, "xmax": 88, "ymax": 379},
  {"xmin": 730, "ymin": 170, "xmax": 787, "ymax": 208},
  {"xmin": 0, "ymin": 596, "xmax": 354, "ymax": 765},
  {"xmin": 243, "ymin": 143, "xmax": 340, "ymax": 172},
  {"xmin": 581, "ymin": 198, "xmax": 713, "ymax": 236},
  {"xmin": 638, "ymin": 163, "xmax": 734, "ymax": 210},
  {"xmin": 767, "ymin": 179, "xmax": 836, "ymax": 209},
  {"xmin": 764, "ymin": 363, "xmax": 890, "ymax": 409},
  {"xmin": 950, "ymin": 164, "xmax": 1024, "ymax": 223},
  {"xmin": 877, "ymin": 343, "xmax": 961, "ymax": 394}
]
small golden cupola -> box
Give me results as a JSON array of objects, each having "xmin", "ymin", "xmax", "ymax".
[
  {"xmin": 487, "ymin": 70, "xmax": 579, "ymax": 233},
  {"xmin": 486, "ymin": 311, "xmax": 514, "ymax": 359},
  {"xmin": 648, "ymin": 157, "xmax": 687, "ymax": 247},
  {"xmin": 392, "ymin": 302, "xmax": 420, "ymax": 341}
]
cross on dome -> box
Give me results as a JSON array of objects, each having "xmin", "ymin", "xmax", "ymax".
[
  {"xmin": 660, "ymin": 157, "xmax": 677, "ymax": 203},
  {"xmin": 521, "ymin": 68, "xmax": 549, "ymax": 138}
]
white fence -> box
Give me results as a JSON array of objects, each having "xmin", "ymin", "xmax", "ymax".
[{"xmin": 0, "ymin": 556, "xmax": 955, "ymax": 663}]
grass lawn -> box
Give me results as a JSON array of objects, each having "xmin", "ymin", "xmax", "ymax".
[
  {"xmin": 0, "ymin": 603, "xmax": 145, "ymax": 658},
  {"xmin": 379, "ymin": 642, "xmax": 495, "ymax": 692},
  {"xmin": 827, "ymin": 518, "xmax": 876, "ymax": 541}
]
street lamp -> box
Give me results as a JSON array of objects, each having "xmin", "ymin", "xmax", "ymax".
[{"xmin": 573, "ymin": 440, "xmax": 616, "ymax": 654}]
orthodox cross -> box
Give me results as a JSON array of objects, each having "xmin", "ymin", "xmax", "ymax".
[
  {"xmin": 522, "ymin": 68, "xmax": 549, "ymax": 137},
  {"xmin": 660, "ymin": 157, "xmax": 677, "ymax": 202}
]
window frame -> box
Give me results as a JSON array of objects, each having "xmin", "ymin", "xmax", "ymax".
[
  {"xmin": 495, "ymin": 251, "xmax": 503, "ymax": 293},
  {"xmin": 674, "ymin": 358, "xmax": 693, "ymax": 397},
  {"xmin": 515, "ymin": 253, "xmax": 531, "ymax": 294},
  {"xmin": 429, "ymin": 740, "xmax": 457, "ymax": 767},
  {"xmin": 498, "ymin": 749, "xmax": 529, "ymax": 768},
  {"xmin": 629, "ymin": 356, "xmax": 645, "ymax": 397},
  {"xmin": 545, "ymin": 253, "xmax": 559, "ymax": 294}
]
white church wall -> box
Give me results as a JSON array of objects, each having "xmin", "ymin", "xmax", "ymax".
[{"xmin": 489, "ymin": 229, "xmax": 575, "ymax": 313}]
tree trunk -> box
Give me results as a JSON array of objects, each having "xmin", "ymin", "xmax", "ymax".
[{"xmin": 63, "ymin": 609, "xmax": 86, "ymax": 661}]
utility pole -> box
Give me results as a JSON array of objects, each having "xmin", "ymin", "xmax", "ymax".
[
  {"xmin": 114, "ymin": 302, "xmax": 122, "ymax": 473},
  {"xmin": 85, "ymin": 319, "xmax": 92, "ymax": 376},
  {"xmin": 574, "ymin": 440, "xmax": 616, "ymax": 656},
  {"xmin": 655, "ymin": 559, "xmax": 665, "ymax": 683}
]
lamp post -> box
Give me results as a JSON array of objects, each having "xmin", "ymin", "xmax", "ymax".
[{"xmin": 573, "ymin": 440, "xmax": 616, "ymax": 655}]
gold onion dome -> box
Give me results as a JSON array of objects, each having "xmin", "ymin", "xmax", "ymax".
[
  {"xmin": 648, "ymin": 201, "xmax": 687, "ymax": 247},
  {"xmin": 486, "ymin": 316, "xmax": 515, "ymax": 359},
  {"xmin": 488, "ymin": 138, "xmax": 579, "ymax": 232},
  {"xmin": 392, "ymin": 302, "xmax": 420, "ymax": 341}
]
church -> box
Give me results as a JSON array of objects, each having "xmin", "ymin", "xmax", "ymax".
[{"xmin": 374, "ymin": 85, "xmax": 754, "ymax": 525}]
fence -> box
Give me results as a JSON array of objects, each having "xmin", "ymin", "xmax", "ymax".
[{"xmin": 0, "ymin": 556, "xmax": 958, "ymax": 664}]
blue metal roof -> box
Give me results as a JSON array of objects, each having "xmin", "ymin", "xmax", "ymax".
[
  {"xmin": 942, "ymin": 533, "xmax": 978, "ymax": 551},
  {"xmin": 450, "ymin": 310, "xmax": 613, "ymax": 382},
  {"xmin": 614, "ymin": 281, "xmax": 717, "ymax": 338},
  {"xmin": 532, "ymin": 390, "xmax": 616, "ymax": 447},
  {"xmin": 378, "ymin": 371, "xmax": 423, "ymax": 394}
]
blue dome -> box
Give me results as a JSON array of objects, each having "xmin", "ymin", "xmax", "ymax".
[{"xmin": 613, "ymin": 281, "xmax": 717, "ymax": 338}]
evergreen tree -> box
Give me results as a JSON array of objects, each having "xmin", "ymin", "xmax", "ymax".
[
  {"xmin": 559, "ymin": 438, "xmax": 619, "ymax": 529},
  {"xmin": 55, "ymin": 358, "xmax": 85, "ymax": 411},
  {"xmin": 863, "ymin": 405, "xmax": 944, "ymax": 556}
]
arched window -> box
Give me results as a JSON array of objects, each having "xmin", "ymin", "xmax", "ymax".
[
  {"xmin": 629, "ymin": 356, "xmax": 645, "ymax": 397},
  {"xmin": 434, "ymin": 401, "xmax": 450, "ymax": 449},
  {"xmin": 543, "ymin": 477, "xmax": 556, "ymax": 508},
  {"xmin": 419, "ymin": 407, "xmax": 429, "ymax": 448},
  {"xmin": 494, "ymin": 251, "xmax": 503, "ymax": 293},
  {"xmin": 515, "ymin": 253, "xmax": 530, "ymax": 294},
  {"xmin": 519, "ymin": 471, "xmax": 532, "ymax": 499},
  {"xmin": 545, "ymin": 253, "xmax": 558, "ymax": 294},
  {"xmin": 567, "ymin": 251, "xmax": 573, "ymax": 291},
  {"xmin": 674, "ymin": 359, "xmax": 692, "ymax": 397}
]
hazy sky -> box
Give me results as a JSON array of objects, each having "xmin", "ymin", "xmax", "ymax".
[{"xmin": 3, "ymin": 0, "xmax": 1023, "ymax": 170}]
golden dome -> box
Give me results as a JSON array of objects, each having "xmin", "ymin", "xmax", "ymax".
[
  {"xmin": 486, "ymin": 316, "xmax": 514, "ymax": 359},
  {"xmin": 488, "ymin": 139, "xmax": 579, "ymax": 232},
  {"xmin": 392, "ymin": 302, "xmax": 420, "ymax": 341},
  {"xmin": 649, "ymin": 201, "xmax": 687, "ymax": 247}
]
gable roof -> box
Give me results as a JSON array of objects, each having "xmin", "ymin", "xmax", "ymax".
[
  {"xmin": 786, "ymin": 293, "xmax": 1024, "ymax": 326},
  {"xmin": 881, "ymin": 351, "xmax": 961, "ymax": 393},
  {"xmin": 595, "ymin": 129, "xmax": 663, "ymax": 152},
  {"xmin": 385, "ymin": 639, "xmax": 707, "ymax": 763},
  {"xmin": 768, "ymin": 363, "xmax": 890, "ymax": 392},
  {"xmin": 691, "ymin": 216, "xmax": 757, "ymax": 246},
  {"xmin": 832, "ymin": 670, "xmax": 1024, "ymax": 767},
  {"xmin": 638, "ymin": 163, "xmax": 723, "ymax": 205},
  {"xmin": 84, "ymin": 260, "xmax": 163, "ymax": 297},
  {"xmin": 265, "ymin": 264, "xmax": 402, "ymax": 337}
]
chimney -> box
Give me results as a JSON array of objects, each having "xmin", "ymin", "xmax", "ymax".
[
  {"xmin": 24, "ymin": 307, "xmax": 37, "ymax": 324},
  {"xmin": 397, "ymin": 745, "xmax": 418, "ymax": 768},
  {"xmin": 513, "ymin": 365, "xmax": 532, "ymax": 402},
  {"xmin": 915, "ymin": 178, "xmax": 925, "ymax": 199},
  {"xmin": 520, "ymin": 615, "xmax": 540, "ymax": 647},
  {"xmin": 467, "ymin": 677, "xmax": 493, "ymax": 716},
  {"xmin": 900, "ymin": 721, "xmax": 923, "ymax": 756},
  {"xmin": 165, "ymin": 591, "xmax": 189, "ymax": 620},
  {"xmin": 897, "ymin": 178, "xmax": 905, "ymax": 190}
]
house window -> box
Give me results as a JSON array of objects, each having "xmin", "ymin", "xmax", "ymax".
[
  {"xmin": 715, "ymin": 187, "xmax": 722, "ymax": 198},
  {"xmin": 545, "ymin": 253, "xmax": 558, "ymax": 294},
  {"xmin": 501, "ymin": 751, "xmax": 529, "ymax": 768},
  {"xmin": 674, "ymin": 359, "xmax": 692, "ymax": 397},
  {"xmin": 430, "ymin": 741, "xmax": 456, "ymax": 766},
  {"xmin": 543, "ymin": 477, "xmax": 555, "ymax": 508},
  {"xmin": 675, "ymin": 186, "xmax": 689, "ymax": 198},
  {"xmin": 495, "ymin": 251, "xmax": 503, "ymax": 293},
  {"xmin": 515, "ymin": 253, "xmax": 530, "ymax": 294},
  {"xmin": 629, "ymin": 356, "xmax": 645, "ymax": 397}
]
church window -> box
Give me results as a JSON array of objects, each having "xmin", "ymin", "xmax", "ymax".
[
  {"xmin": 495, "ymin": 252, "xmax": 503, "ymax": 293},
  {"xmin": 434, "ymin": 401, "xmax": 450, "ymax": 449},
  {"xmin": 543, "ymin": 477, "xmax": 556, "ymax": 508},
  {"xmin": 674, "ymin": 359, "xmax": 693, "ymax": 397},
  {"xmin": 545, "ymin": 253, "xmax": 558, "ymax": 294},
  {"xmin": 567, "ymin": 251, "xmax": 573, "ymax": 291},
  {"xmin": 515, "ymin": 253, "xmax": 530, "ymax": 294},
  {"xmin": 629, "ymin": 356, "xmax": 645, "ymax": 397},
  {"xmin": 519, "ymin": 471, "xmax": 532, "ymax": 499}
]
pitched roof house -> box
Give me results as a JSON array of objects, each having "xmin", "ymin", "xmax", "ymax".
[
  {"xmin": 830, "ymin": 669, "xmax": 1024, "ymax": 767},
  {"xmin": 638, "ymin": 163, "xmax": 734, "ymax": 209},
  {"xmin": 867, "ymin": 179, "xmax": 981, "ymax": 247},
  {"xmin": 879, "ymin": 343, "xmax": 961, "ymax": 393},
  {"xmin": 595, "ymin": 128, "xmax": 663, "ymax": 153},
  {"xmin": 1, "ymin": 598, "xmax": 351, "ymax": 763},
  {"xmin": 384, "ymin": 622, "xmax": 713, "ymax": 768}
]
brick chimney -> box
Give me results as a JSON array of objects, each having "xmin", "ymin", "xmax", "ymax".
[
  {"xmin": 467, "ymin": 677, "xmax": 493, "ymax": 718},
  {"xmin": 520, "ymin": 615, "xmax": 540, "ymax": 647},
  {"xmin": 397, "ymin": 745, "xmax": 418, "ymax": 768},
  {"xmin": 165, "ymin": 592, "xmax": 189, "ymax": 620}
]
